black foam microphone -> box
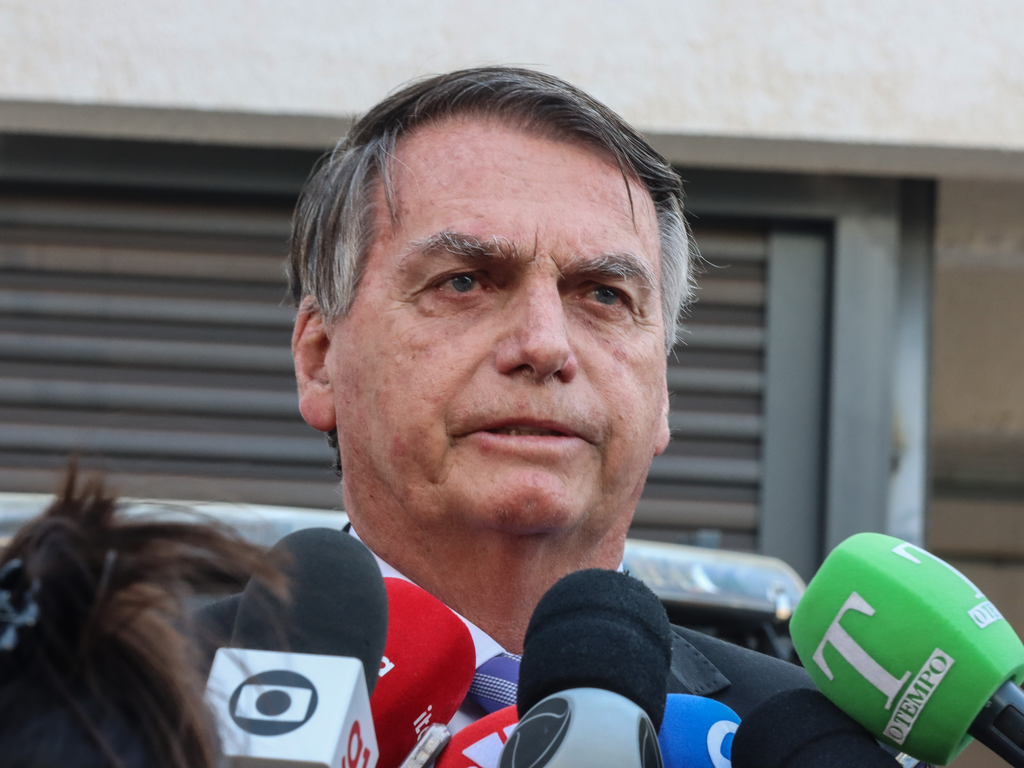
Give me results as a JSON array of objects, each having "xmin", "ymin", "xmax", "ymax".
[
  {"xmin": 730, "ymin": 688, "xmax": 900, "ymax": 768},
  {"xmin": 206, "ymin": 528, "xmax": 389, "ymax": 767},
  {"xmin": 500, "ymin": 569, "xmax": 672, "ymax": 768},
  {"xmin": 230, "ymin": 527, "xmax": 389, "ymax": 695}
]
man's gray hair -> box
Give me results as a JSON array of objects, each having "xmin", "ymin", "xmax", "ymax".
[{"xmin": 288, "ymin": 66, "xmax": 695, "ymax": 350}]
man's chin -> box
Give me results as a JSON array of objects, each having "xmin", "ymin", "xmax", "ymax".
[
  {"xmin": 449, "ymin": 477, "xmax": 604, "ymax": 537},
  {"xmin": 484, "ymin": 506, "xmax": 582, "ymax": 537}
]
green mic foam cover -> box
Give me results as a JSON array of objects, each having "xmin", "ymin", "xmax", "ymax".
[{"xmin": 790, "ymin": 533, "xmax": 1024, "ymax": 766}]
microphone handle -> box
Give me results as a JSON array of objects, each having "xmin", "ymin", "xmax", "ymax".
[
  {"xmin": 968, "ymin": 679, "xmax": 1024, "ymax": 768},
  {"xmin": 398, "ymin": 724, "xmax": 452, "ymax": 768}
]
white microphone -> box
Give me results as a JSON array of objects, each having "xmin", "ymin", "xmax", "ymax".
[
  {"xmin": 501, "ymin": 688, "xmax": 662, "ymax": 768},
  {"xmin": 207, "ymin": 647, "xmax": 376, "ymax": 768}
]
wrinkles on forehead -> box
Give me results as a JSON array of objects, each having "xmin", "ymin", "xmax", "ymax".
[
  {"xmin": 406, "ymin": 230, "xmax": 657, "ymax": 295},
  {"xmin": 380, "ymin": 116, "xmax": 649, "ymax": 231}
]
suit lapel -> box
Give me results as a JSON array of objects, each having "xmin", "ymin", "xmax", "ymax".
[{"xmin": 667, "ymin": 630, "xmax": 731, "ymax": 696}]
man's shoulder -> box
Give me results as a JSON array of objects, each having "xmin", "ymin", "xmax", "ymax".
[{"xmin": 667, "ymin": 624, "xmax": 815, "ymax": 718}]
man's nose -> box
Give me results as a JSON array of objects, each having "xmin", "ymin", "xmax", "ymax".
[{"xmin": 495, "ymin": 282, "xmax": 579, "ymax": 383}]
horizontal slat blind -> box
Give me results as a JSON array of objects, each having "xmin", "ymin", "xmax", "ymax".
[
  {"xmin": 0, "ymin": 196, "xmax": 770, "ymax": 533},
  {"xmin": 633, "ymin": 228, "xmax": 767, "ymax": 549},
  {"xmin": 0, "ymin": 193, "xmax": 340, "ymax": 507}
]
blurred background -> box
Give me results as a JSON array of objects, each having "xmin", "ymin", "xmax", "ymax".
[{"xmin": 0, "ymin": 5, "xmax": 1021, "ymax": 759}]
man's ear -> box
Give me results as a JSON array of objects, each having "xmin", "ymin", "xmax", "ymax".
[
  {"xmin": 654, "ymin": 386, "xmax": 671, "ymax": 456},
  {"xmin": 292, "ymin": 297, "xmax": 337, "ymax": 433}
]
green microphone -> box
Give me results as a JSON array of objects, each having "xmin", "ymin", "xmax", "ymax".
[{"xmin": 790, "ymin": 532, "xmax": 1024, "ymax": 766}]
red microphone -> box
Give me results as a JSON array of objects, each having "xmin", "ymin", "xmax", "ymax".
[
  {"xmin": 435, "ymin": 706, "xmax": 519, "ymax": 768},
  {"xmin": 372, "ymin": 578, "xmax": 476, "ymax": 768}
]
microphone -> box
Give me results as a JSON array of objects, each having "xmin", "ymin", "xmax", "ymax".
[
  {"xmin": 498, "ymin": 569, "xmax": 672, "ymax": 768},
  {"xmin": 730, "ymin": 688, "xmax": 900, "ymax": 768},
  {"xmin": 372, "ymin": 577, "xmax": 477, "ymax": 768},
  {"xmin": 205, "ymin": 528, "xmax": 389, "ymax": 768},
  {"xmin": 435, "ymin": 706, "xmax": 519, "ymax": 768},
  {"xmin": 790, "ymin": 532, "xmax": 1024, "ymax": 766},
  {"xmin": 658, "ymin": 694, "xmax": 740, "ymax": 768}
]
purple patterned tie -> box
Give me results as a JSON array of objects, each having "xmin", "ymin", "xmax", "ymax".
[{"xmin": 467, "ymin": 652, "xmax": 522, "ymax": 713}]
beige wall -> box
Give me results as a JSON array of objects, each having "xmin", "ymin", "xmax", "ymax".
[
  {"xmin": 930, "ymin": 177, "xmax": 1024, "ymax": 542},
  {"xmin": 931, "ymin": 180, "xmax": 1024, "ymax": 491},
  {"xmin": 2, "ymin": 0, "xmax": 1023, "ymax": 151},
  {"xmin": 931, "ymin": 180, "xmax": 1024, "ymax": 768}
]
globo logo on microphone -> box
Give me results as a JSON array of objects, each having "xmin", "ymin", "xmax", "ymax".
[
  {"xmin": 229, "ymin": 670, "xmax": 319, "ymax": 735},
  {"xmin": 206, "ymin": 648, "xmax": 379, "ymax": 768}
]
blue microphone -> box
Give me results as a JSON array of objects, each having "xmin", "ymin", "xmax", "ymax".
[{"xmin": 658, "ymin": 694, "xmax": 740, "ymax": 768}]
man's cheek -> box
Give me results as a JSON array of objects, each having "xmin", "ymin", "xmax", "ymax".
[{"xmin": 390, "ymin": 433, "xmax": 410, "ymax": 462}]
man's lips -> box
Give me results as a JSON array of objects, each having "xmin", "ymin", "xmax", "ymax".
[
  {"xmin": 485, "ymin": 425, "xmax": 570, "ymax": 437},
  {"xmin": 456, "ymin": 417, "xmax": 593, "ymax": 442}
]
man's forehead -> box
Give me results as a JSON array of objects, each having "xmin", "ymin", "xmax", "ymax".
[
  {"xmin": 373, "ymin": 117, "xmax": 660, "ymax": 268},
  {"xmin": 389, "ymin": 117, "xmax": 655, "ymax": 221}
]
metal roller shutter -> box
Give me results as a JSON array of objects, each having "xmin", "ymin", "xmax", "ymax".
[
  {"xmin": 0, "ymin": 192, "xmax": 340, "ymax": 507},
  {"xmin": 632, "ymin": 227, "xmax": 767, "ymax": 551},
  {"xmin": 0, "ymin": 195, "xmax": 769, "ymax": 538}
]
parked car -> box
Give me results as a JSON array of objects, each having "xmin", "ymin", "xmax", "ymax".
[{"xmin": 0, "ymin": 493, "xmax": 805, "ymax": 662}]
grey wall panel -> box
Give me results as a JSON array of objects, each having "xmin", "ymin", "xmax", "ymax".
[
  {"xmin": 825, "ymin": 210, "xmax": 901, "ymax": 550},
  {"xmin": 759, "ymin": 231, "xmax": 830, "ymax": 581}
]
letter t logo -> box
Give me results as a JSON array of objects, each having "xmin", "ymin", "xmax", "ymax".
[{"xmin": 812, "ymin": 592, "xmax": 910, "ymax": 709}]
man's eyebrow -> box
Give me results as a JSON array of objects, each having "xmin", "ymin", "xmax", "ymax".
[
  {"xmin": 409, "ymin": 231, "xmax": 518, "ymax": 261},
  {"xmin": 408, "ymin": 230, "xmax": 657, "ymax": 292},
  {"xmin": 563, "ymin": 252, "xmax": 657, "ymax": 293}
]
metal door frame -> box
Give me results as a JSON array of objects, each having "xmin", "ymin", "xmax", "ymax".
[{"xmin": 684, "ymin": 170, "xmax": 934, "ymax": 578}]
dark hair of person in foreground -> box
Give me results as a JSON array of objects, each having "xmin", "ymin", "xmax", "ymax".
[{"xmin": 0, "ymin": 467, "xmax": 284, "ymax": 768}]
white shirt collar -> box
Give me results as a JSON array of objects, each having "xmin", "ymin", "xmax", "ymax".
[
  {"xmin": 347, "ymin": 525, "xmax": 625, "ymax": 670},
  {"xmin": 348, "ymin": 526, "xmax": 507, "ymax": 669}
]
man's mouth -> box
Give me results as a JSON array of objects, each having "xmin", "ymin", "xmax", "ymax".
[{"xmin": 486, "ymin": 426, "xmax": 567, "ymax": 437}]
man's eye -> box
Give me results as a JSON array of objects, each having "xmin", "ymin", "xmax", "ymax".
[
  {"xmin": 593, "ymin": 286, "xmax": 620, "ymax": 306},
  {"xmin": 448, "ymin": 274, "xmax": 477, "ymax": 293}
]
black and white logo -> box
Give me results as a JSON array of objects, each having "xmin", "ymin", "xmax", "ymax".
[
  {"xmin": 229, "ymin": 670, "xmax": 319, "ymax": 736},
  {"xmin": 499, "ymin": 696, "xmax": 571, "ymax": 768},
  {"xmin": 637, "ymin": 714, "xmax": 663, "ymax": 768}
]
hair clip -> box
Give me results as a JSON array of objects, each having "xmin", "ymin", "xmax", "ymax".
[{"xmin": 0, "ymin": 559, "xmax": 39, "ymax": 652}]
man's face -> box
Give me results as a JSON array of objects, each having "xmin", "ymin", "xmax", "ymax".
[{"xmin": 301, "ymin": 118, "xmax": 670, "ymax": 550}]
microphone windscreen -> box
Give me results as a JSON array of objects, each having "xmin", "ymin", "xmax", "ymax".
[
  {"xmin": 658, "ymin": 694, "xmax": 740, "ymax": 768},
  {"xmin": 435, "ymin": 706, "xmax": 519, "ymax": 768},
  {"xmin": 730, "ymin": 688, "xmax": 899, "ymax": 768},
  {"xmin": 517, "ymin": 569, "xmax": 672, "ymax": 730},
  {"xmin": 373, "ymin": 578, "xmax": 476, "ymax": 768},
  {"xmin": 790, "ymin": 532, "xmax": 1024, "ymax": 764},
  {"xmin": 230, "ymin": 527, "xmax": 388, "ymax": 694}
]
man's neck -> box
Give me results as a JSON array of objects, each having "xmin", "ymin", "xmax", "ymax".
[{"xmin": 351, "ymin": 519, "xmax": 628, "ymax": 654}]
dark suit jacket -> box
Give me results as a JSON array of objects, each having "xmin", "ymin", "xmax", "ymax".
[
  {"xmin": 194, "ymin": 593, "xmax": 814, "ymax": 718},
  {"xmin": 666, "ymin": 624, "xmax": 816, "ymax": 718}
]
